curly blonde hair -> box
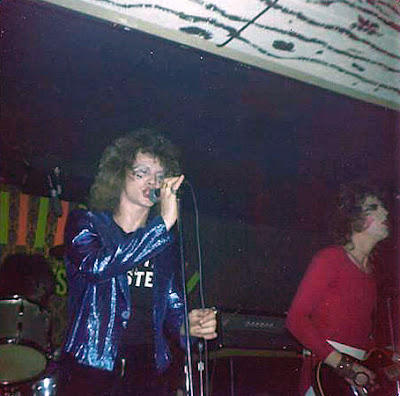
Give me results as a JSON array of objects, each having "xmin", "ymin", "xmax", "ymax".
[{"xmin": 89, "ymin": 128, "xmax": 181, "ymax": 212}]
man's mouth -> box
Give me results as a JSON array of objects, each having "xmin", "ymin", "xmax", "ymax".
[{"xmin": 143, "ymin": 189, "xmax": 150, "ymax": 199}]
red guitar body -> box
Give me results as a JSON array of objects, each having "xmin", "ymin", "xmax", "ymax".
[{"xmin": 314, "ymin": 348, "xmax": 399, "ymax": 396}]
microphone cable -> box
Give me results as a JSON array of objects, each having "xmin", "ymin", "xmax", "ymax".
[{"xmin": 183, "ymin": 180, "xmax": 211, "ymax": 396}]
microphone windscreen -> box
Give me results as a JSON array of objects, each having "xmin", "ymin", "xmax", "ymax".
[{"xmin": 149, "ymin": 188, "xmax": 160, "ymax": 204}]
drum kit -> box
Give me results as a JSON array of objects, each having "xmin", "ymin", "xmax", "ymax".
[
  {"xmin": 0, "ymin": 296, "xmax": 58, "ymax": 396},
  {"xmin": 0, "ymin": 251, "xmax": 65, "ymax": 396}
]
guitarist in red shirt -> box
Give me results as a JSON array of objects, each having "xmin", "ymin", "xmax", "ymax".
[{"xmin": 286, "ymin": 182, "xmax": 398, "ymax": 396}]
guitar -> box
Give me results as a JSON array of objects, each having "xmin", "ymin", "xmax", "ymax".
[{"xmin": 314, "ymin": 348, "xmax": 400, "ymax": 396}]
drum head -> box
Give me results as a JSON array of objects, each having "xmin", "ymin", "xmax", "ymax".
[
  {"xmin": 0, "ymin": 297, "xmax": 50, "ymax": 384},
  {"xmin": 0, "ymin": 344, "xmax": 47, "ymax": 384},
  {"xmin": 0, "ymin": 297, "xmax": 50, "ymax": 350}
]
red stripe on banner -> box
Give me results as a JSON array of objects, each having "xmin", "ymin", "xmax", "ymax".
[
  {"xmin": 53, "ymin": 201, "xmax": 70, "ymax": 246},
  {"xmin": 16, "ymin": 193, "xmax": 29, "ymax": 246}
]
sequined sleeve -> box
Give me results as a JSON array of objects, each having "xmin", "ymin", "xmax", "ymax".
[{"xmin": 64, "ymin": 209, "xmax": 173, "ymax": 282}]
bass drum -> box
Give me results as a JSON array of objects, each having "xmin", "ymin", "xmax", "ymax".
[{"xmin": 0, "ymin": 296, "xmax": 51, "ymax": 385}]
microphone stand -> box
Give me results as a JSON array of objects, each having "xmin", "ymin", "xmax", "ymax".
[
  {"xmin": 197, "ymin": 341, "xmax": 205, "ymax": 396},
  {"xmin": 177, "ymin": 197, "xmax": 194, "ymax": 396}
]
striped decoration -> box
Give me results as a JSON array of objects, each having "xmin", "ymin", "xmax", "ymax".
[
  {"xmin": 0, "ymin": 186, "xmax": 76, "ymax": 261},
  {"xmin": 38, "ymin": 0, "xmax": 400, "ymax": 110},
  {"xmin": 16, "ymin": 193, "xmax": 30, "ymax": 246},
  {"xmin": 0, "ymin": 191, "xmax": 9, "ymax": 245},
  {"xmin": 0, "ymin": 186, "xmax": 76, "ymax": 348}
]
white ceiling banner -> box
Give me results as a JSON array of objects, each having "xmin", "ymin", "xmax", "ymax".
[{"xmin": 38, "ymin": 0, "xmax": 400, "ymax": 110}]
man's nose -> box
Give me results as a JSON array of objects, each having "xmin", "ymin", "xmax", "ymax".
[
  {"xmin": 147, "ymin": 174, "xmax": 161, "ymax": 186},
  {"xmin": 147, "ymin": 176, "xmax": 156, "ymax": 185}
]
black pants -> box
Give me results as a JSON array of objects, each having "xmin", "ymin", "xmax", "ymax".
[
  {"xmin": 57, "ymin": 354, "xmax": 116, "ymax": 396},
  {"xmin": 112, "ymin": 345, "xmax": 176, "ymax": 396},
  {"xmin": 57, "ymin": 349, "xmax": 178, "ymax": 396}
]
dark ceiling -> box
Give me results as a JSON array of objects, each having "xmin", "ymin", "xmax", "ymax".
[{"xmin": 2, "ymin": 0, "xmax": 399, "ymax": 227}]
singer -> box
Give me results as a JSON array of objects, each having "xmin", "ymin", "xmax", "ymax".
[{"xmin": 58, "ymin": 128, "xmax": 217, "ymax": 396}]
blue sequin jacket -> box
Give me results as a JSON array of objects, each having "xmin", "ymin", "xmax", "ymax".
[{"xmin": 62, "ymin": 209, "xmax": 184, "ymax": 372}]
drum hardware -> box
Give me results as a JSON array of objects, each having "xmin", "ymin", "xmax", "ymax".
[
  {"xmin": 0, "ymin": 374, "xmax": 58, "ymax": 396},
  {"xmin": 0, "ymin": 296, "xmax": 52, "ymax": 391},
  {"xmin": 31, "ymin": 376, "xmax": 57, "ymax": 396}
]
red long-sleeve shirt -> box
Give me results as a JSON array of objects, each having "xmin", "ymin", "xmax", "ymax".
[{"xmin": 286, "ymin": 245, "xmax": 376, "ymax": 361}]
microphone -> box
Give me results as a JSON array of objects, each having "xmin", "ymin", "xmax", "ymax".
[
  {"xmin": 149, "ymin": 180, "xmax": 186, "ymax": 204},
  {"xmin": 149, "ymin": 188, "xmax": 161, "ymax": 204},
  {"xmin": 48, "ymin": 167, "xmax": 63, "ymax": 217},
  {"xmin": 53, "ymin": 166, "xmax": 62, "ymax": 196}
]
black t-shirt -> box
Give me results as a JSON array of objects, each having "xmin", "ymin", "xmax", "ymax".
[
  {"xmin": 110, "ymin": 219, "xmax": 155, "ymax": 360},
  {"xmin": 122, "ymin": 258, "xmax": 154, "ymax": 349}
]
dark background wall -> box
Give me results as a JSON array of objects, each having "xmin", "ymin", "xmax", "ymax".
[{"xmin": 1, "ymin": 0, "xmax": 399, "ymax": 330}]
